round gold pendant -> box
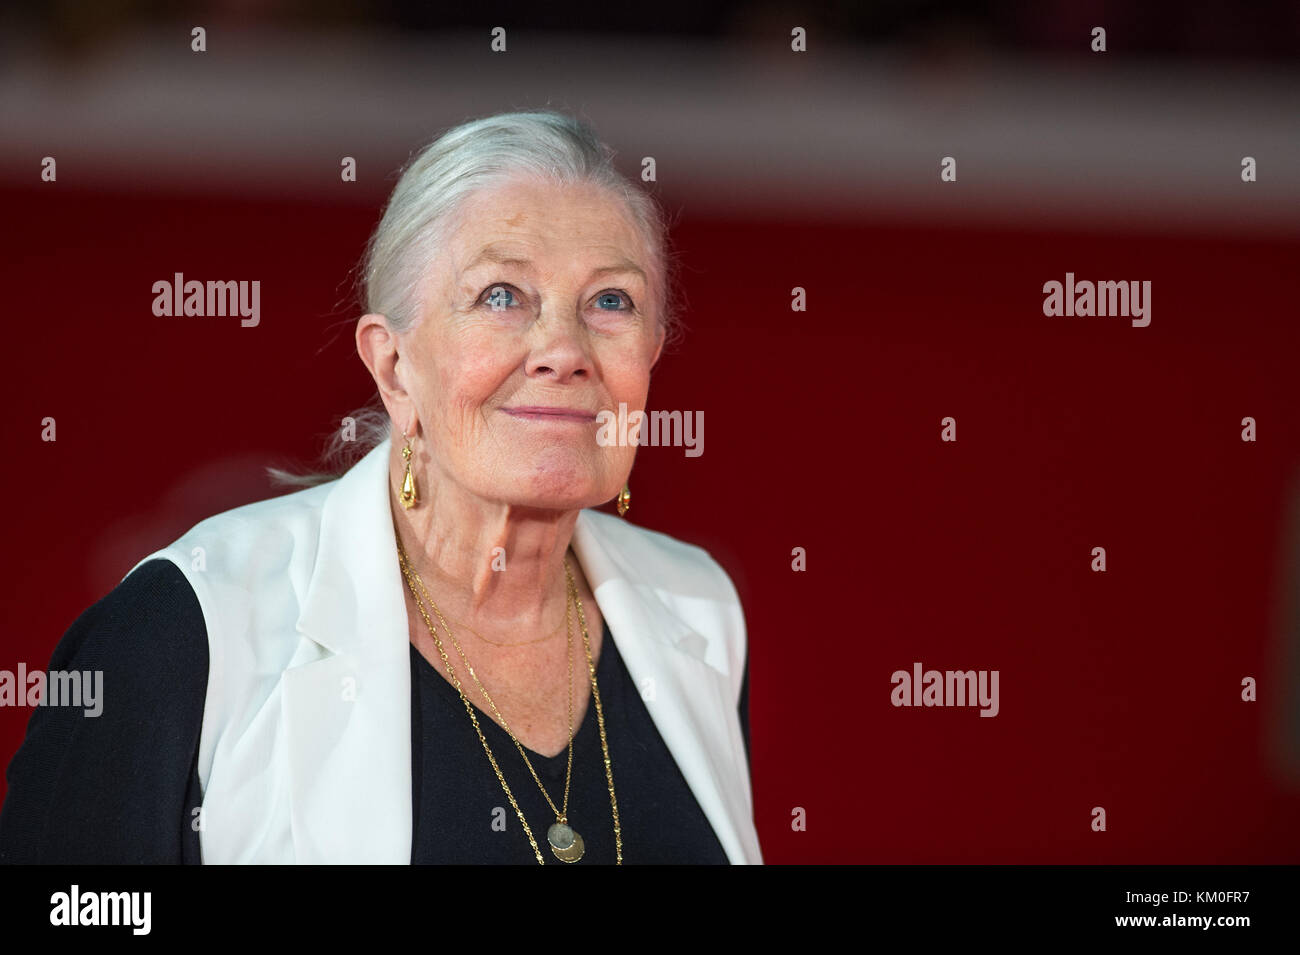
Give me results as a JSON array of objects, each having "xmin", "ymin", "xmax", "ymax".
[{"xmin": 547, "ymin": 822, "xmax": 585, "ymax": 863}]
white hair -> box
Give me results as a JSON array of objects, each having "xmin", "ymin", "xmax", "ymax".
[{"xmin": 271, "ymin": 109, "xmax": 682, "ymax": 487}]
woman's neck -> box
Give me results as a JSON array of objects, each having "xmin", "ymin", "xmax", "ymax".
[{"xmin": 389, "ymin": 451, "xmax": 578, "ymax": 636}]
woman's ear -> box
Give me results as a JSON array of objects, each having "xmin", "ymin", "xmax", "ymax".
[{"xmin": 356, "ymin": 313, "xmax": 416, "ymax": 429}]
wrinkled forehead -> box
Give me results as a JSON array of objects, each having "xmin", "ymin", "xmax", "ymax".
[{"xmin": 440, "ymin": 177, "xmax": 654, "ymax": 277}]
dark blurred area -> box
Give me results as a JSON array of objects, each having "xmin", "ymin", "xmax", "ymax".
[{"xmin": 5, "ymin": 0, "xmax": 1300, "ymax": 60}]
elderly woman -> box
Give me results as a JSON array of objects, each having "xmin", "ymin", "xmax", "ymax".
[{"xmin": 0, "ymin": 110, "xmax": 761, "ymax": 865}]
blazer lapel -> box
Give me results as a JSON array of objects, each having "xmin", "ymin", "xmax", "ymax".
[
  {"xmin": 283, "ymin": 438, "xmax": 413, "ymax": 863},
  {"xmin": 572, "ymin": 512, "xmax": 763, "ymax": 865}
]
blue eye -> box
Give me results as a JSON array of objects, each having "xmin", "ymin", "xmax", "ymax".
[
  {"xmin": 596, "ymin": 291, "xmax": 631, "ymax": 310},
  {"xmin": 483, "ymin": 285, "xmax": 517, "ymax": 310}
]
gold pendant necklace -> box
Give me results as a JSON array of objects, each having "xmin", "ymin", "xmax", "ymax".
[
  {"xmin": 547, "ymin": 821, "xmax": 585, "ymax": 862},
  {"xmin": 396, "ymin": 531, "xmax": 622, "ymax": 864}
]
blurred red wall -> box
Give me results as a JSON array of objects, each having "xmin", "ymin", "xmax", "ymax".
[{"xmin": 2, "ymin": 180, "xmax": 1298, "ymax": 862}]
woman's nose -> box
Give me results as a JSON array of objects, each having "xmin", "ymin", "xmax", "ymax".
[{"xmin": 525, "ymin": 305, "xmax": 591, "ymax": 380}]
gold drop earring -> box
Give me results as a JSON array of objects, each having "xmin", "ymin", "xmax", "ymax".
[
  {"xmin": 617, "ymin": 482, "xmax": 631, "ymax": 517},
  {"xmin": 399, "ymin": 430, "xmax": 419, "ymax": 509}
]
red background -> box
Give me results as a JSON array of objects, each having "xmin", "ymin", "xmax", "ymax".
[{"xmin": 3, "ymin": 179, "xmax": 1298, "ymax": 862}]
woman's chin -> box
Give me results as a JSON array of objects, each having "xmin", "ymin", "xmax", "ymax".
[
  {"xmin": 490, "ymin": 473, "xmax": 606, "ymax": 513},
  {"xmin": 502, "ymin": 491, "xmax": 599, "ymax": 514}
]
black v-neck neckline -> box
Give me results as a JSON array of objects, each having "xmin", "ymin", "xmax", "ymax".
[{"xmin": 410, "ymin": 618, "xmax": 615, "ymax": 771}]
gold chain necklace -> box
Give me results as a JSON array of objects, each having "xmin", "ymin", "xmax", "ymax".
[
  {"xmin": 396, "ymin": 532, "xmax": 623, "ymax": 864},
  {"xmin": 444, "ymin": 612, "xmax": 568, "ymax": 648}
]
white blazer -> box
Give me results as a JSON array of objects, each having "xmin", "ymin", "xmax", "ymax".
[{"xmin": 133, "ymin": 437, "xmax": 762, "ymax": 864}]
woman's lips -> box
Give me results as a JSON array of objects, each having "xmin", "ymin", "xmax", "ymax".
[{"xmin": 501, "ymin": 406, "xmax": 598, "ymax": 423}]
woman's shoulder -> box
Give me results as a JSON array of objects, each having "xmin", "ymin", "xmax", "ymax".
[
  {"xmin": 575, "ymin": 508, "xmax": 748, "ymax": 690},
  {"xmin": 119, "ymin": 481, "xmax": 340, "ymax": 681},
  {"xmin": 576, "ymin": 507, "xmax": 743, "ymax": 608},
  {"xmin": 142, "ymin": 480, "xmax": 336, "ymax": 581},
  {"xmin": 34, "ymin": 556, "xmax": 208, "ymax": 735},
  {"xmin": 61, "ymin": 558, "xmax": 208, "ymax": 674}
]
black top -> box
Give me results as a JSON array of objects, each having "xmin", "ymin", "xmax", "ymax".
[{"xmin": 0, "ymin": 559, "xmax": 752, "ymax": 864}]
